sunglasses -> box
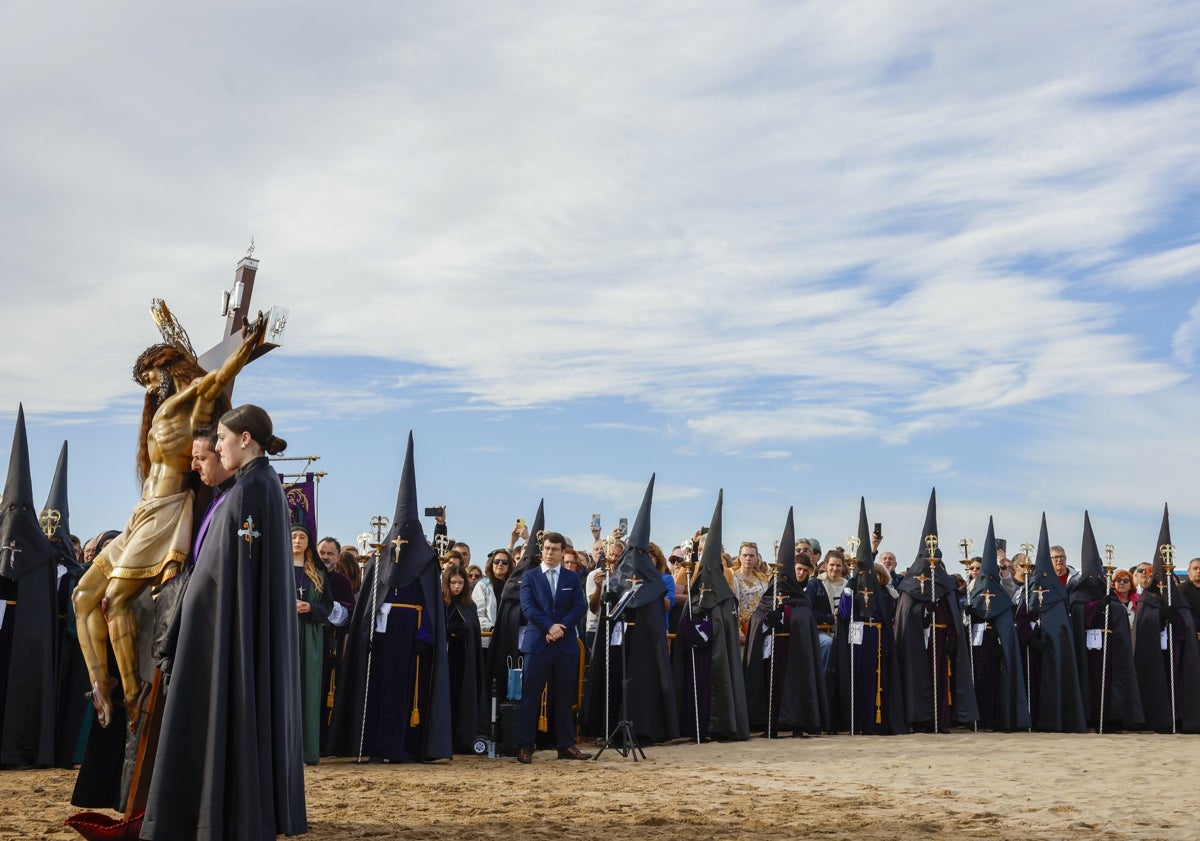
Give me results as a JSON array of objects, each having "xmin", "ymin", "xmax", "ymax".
[{"xmin": 493, "ymin": 559, "xmax": 510, "ymax": 565}]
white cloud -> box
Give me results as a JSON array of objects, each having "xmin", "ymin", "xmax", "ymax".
[
  {"xmin": 3, "ymin": 0, "xmax": 1199, "ymax": 463},
  {"xmin": 534, "ymin": 473, "xmax": 703, "ymax": 505}
]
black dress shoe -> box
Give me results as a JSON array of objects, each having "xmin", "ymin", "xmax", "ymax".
[
  {"xmin": 516, "ymin": 747, "xmax": 533, "ymax": 764},
  {"xmin": 556, "ymin": 745, "xmax": 592, "ymax": 760}
]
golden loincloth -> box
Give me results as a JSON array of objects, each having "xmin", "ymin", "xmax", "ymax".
[{"xmin": 93, "ymin": 489, "xmax": 194, "ymax": 581}]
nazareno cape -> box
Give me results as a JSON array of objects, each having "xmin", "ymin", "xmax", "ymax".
[
  {"xmin": 327, "ymin": 432, "xmax": 451, "ymax": 761},
  {"xmin": 965, "ymin": 517, "xmax": 1030, "ymax": 732},
  {"xmin": 140, "ymin": 456, "xmax": 307, "ymax": 840},
  {"xmin": 893, "ymin": 488, "xmax": 979, "ymax": 731},
  {"xmin": 44, "ymin": 441, "xmax": 89, "ymax": 768},
  {"xmin": 673, "ymin": 490, "xmax": 749, "ymax": 741},
  {"xmin": 582, "ymin": 475, "xmax": 678, "ymax": 744},
  {"xmin": 0, "ymin": 404, "xmax": 60, "ymax": 767},
  {"xmin": 1022, "ymin": 513, "xmax": 1086, "ymax": 733},
  {"xmin": 834, "ymin": 497, "xmax": 905, "ymax": 735},
  {"xmin": 744, "ymin": 506, "xmax": 829, "ymax": 737},
  {"xmin": 1131, "ymin": 504, "xmax": 1200, "ymax": 733},
  {"xmin": 1069, "ymin": 511, "xmax": 1142, "ymax": 731}
]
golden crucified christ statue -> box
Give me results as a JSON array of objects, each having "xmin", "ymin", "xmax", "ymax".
[{"xmin": 72, "ymin": 311, "xmax": 268, "ymax": 731}]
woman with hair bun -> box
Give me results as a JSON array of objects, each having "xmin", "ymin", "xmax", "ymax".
[{"xmin": 142, "ymin": 404, "xmax": 307, "ymax": 840}]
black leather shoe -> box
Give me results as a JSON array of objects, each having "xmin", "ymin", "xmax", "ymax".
[
  {"xmin": 557, "ymin": 745, "xmax": 591, "ymax": 760},
  {"xmin": 516, "ymin": 747, "xmax": 532, "ymax": 764}
]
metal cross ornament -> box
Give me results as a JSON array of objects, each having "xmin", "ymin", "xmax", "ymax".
[
  {"xmin": 925, "ymin": 534, "xmax": 939, "ymax": 562},
  {"xmin": 958, "ymin": 537, "xmax": 973, "ymax": 561},
  {"xmin": 1159, "ymin": 543, "xmax": 1177, "ymax": 571},
  {"xmin": 370, "ymin": 515, "xmax": 390, "ymax": 545},
  {"xmin": 980, "ymin": 589, "xmax": 994, "ymax": 612},
  {"xmin": 39, "ymin": 509, "xmax": 61, "ymax": 539},
  {"xmin": 239, "ymin": 516, "xmax": 261, "ymax": 544}
]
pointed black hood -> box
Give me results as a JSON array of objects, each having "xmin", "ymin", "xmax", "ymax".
[
  {"xmin": 379, "ymin": 431, "xmax": 438, "ymax": 590},
  {"xmin": 1070, "ymin": 511, "xmax": 1107, "ymax": 606},
  {"xmin": 898, "ymin": 488, "xmax": 954, "ymax": 599},
  {"xmin": 42, "ymin": 441, "xmax": 81, "ymax": 573},
  {"xmin": 772, "ymin": 506, "xmax": 803, "ymax": 598},
  {"xmin": 1149, "ymin": 503, "xmax": 1180, "ymax": 600},
  {"xmin": 691, "ymin": 489, "xmax": 734, "ymax": 609},
  {"xmin": 0, "ymin": 405, "xmax": 56, "ymax": 579},
  {"xmin": 502, "ymin": 499, "xmax": 544, "ymax": 603},
  {"xmin": 848, "ymin": 496, "xmax": 880, "ymax": 613},
  {"xmin": 969, "ymin": 517, "xmax": 1012, "ymax": 618},
  {"xmin": 609, "ymin": 475, "xmax": 665, "ymax": 608},
  {"xmin": 1029, "ymin": 513, "xmax": 1067, "ymax": 611}
]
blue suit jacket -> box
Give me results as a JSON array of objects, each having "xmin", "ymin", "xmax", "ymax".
[{"xmin": 519, "ymin": 565, "xmax": 587, "ymax": 654}]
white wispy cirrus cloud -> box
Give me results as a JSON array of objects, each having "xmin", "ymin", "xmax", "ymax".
[{"xmin": 1, "ymin": 0, "xmax": 1198, "ymax": 472}]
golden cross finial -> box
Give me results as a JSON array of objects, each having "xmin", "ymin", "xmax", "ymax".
[
  {"xmin": 39, "ymin": 509, "xmax": 61, "ymax": 539},
  {"xmin": 369, "ymin": 515, "xmax": 390, "ymax": 544},
  {"xmin": 958, "ymin": 537, "xmax": 973, "ymax": 560},
  {"xmin": 924, "ymin": 533, "xmax": 939, "ymax": 559},
  {"xmin": 1159, "ymin": 543, "xmax": 1176, "ymax": 570}
]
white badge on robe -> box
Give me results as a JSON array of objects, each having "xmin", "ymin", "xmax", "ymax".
[
  {"xmin": 762, "ymin": 631, "xmax": 773, "ymax": 659},
  {"xmin": 0, "ymin": 601, "xmax": 6, "ymax": 628},
  {"xmin": 923, "ymin": 626, "xmax": 931, "ymax": 649},
  {"xmin": 1086, "ymin": 629, "xmax": 1103, "ymax": 650},
  {"xmin": 971, "ymin": 623, "xmax": 985, "ymax": 647},
  {"xmin": 1161, "ymin": 628, "xmax": 1169, "ymax": 650},
  {"xmin": 611, "ymin": 621, "xmax": 625, "ymax": 646},
  {"xmin": 375, "ymin": 602, "xmax": 392, "ymax": 634},
  {"xmin": 849, "ymin": 621, "xmax": 864, "ymax": 646}
]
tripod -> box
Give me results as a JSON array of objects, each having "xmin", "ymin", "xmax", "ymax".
[{"xmin": 594, "ymin": 586, "xmax": 645, "ymax": 761}]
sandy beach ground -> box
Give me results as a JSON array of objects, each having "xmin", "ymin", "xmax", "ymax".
[{"xmin": 4, "ymin": 732, "xmax": 1192, "ymax": 841}]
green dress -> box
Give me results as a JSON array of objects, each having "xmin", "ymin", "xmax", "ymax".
[{"xmin": 295, "ymin": 564, "xmax": 333, "ymax": 763}]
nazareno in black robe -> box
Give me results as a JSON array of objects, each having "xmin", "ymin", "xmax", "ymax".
[
  {"xmin": 893, "ymin": 563, "xmax": 979, "ymax": 731},
  {"xmin": 1131, "ymin": 584, "xmax": 1200, "ymax": 733},
  {"xmin": 744, "ymin": 581, "xmax": 829, "ymax": 736},
  {"xmin": 835, "ymin": 577, "xmax": 905, "ymax": 735},
  {"xmin": 141, "ymin": 456, "xmax": 307, "ymax": 840},
  {"xmin": 0, "ymin": 406, "xmax": 60, "ymax": 768}
]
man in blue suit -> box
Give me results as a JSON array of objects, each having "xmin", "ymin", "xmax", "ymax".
[{"xmin": 516, "ymin": 531, "xmax": 591, "ymax": 763}]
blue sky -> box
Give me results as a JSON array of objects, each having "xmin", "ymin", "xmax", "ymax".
[{"xmin": 3, "ymin": 1, "xmax": 1200, "ymax": 569}]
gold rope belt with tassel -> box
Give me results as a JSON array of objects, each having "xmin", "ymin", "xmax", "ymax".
[
  {"xmin": 862, "ymin": 620, "xmax": 885, "ymax": 724},
  {"xmin": 387, "ymin": 602, "xmax": 425, "ymax": 726}
]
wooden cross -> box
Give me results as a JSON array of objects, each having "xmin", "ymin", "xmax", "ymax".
[
  {"xmin": 980, "ymin": 589, "xmax": 994, "ymax": 612},
  {"xmin": 238, "ymin": 516, "xmax": 260, "ymax": 544},
  {"xmin": 859, "ymin": 587, "xmax": 872, "ymax": 612},
  {"xmin": 195, "ymin": 250, "xmax": 278, "ymax": 387},
  {"xmin": 1033, "ymin": 585, "xmax": 1049, "ymax": 609}
]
